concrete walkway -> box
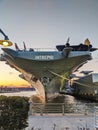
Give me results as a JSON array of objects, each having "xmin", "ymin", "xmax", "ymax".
[{"xmin": 26, "ymin": 115, "xmax": 95, "ymax": 130}]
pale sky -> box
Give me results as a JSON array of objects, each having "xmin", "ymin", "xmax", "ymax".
[{"xmin": 0, "ymin": 0, "xmax": 98, "ymax": 86}]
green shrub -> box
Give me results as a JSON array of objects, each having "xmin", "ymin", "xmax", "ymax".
[{"xmin": 0, "ymin": 96, "xmax": 29, "ymax": 130}]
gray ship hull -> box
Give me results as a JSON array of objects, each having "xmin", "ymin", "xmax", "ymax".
[{"xmin": 2, "ymin": 48, "xmax": 92, "ymax": 103}]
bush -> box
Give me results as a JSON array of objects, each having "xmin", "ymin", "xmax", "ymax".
[{"xmin": 0, "ymin": 96, "xmax": 29, "ymax": 130}]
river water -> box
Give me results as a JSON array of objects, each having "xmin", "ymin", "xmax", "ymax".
[{"xmin": 0, "ymin": 91, "xmax": 97, "ymax": 114}]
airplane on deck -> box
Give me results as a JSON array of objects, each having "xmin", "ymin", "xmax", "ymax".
[{"xmin": 0, "ymin": 29, "xmax": 98, "ymax": 103}]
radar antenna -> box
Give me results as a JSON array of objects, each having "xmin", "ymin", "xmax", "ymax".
[{"xmin": 65, "ymin": 37, "xmax": 70, "ymax": 47}]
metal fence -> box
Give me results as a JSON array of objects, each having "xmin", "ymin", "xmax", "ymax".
[{"xmin": 29, "ymin": 103, "xmax": 98, "ymax": 116}]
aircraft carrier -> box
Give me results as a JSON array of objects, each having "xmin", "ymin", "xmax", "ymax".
[{"xmin": 0, "ymin": 29, "xmax": 98, "ymax": 103}]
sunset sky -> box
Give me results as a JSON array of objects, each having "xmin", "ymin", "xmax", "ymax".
[
  {"xmin": 0, "ymin": 0, "xmax": 98, "ymax": 87},
  {"xmin": 0, "ymin": 62, "xmax": 30, "ymax": 87}
]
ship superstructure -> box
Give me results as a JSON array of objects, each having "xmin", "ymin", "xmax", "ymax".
[{"xmin": 65, "ymin": 72, "xmax": 98, "ymax": 101}]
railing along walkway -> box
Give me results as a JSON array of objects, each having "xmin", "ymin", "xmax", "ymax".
[{"xmin": 29, "ymin": 103, "xmax": 97, "ymax": 116}]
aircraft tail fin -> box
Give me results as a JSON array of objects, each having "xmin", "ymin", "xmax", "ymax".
[
  {"xmin": 66, "ymin": 37, "xmax": 70, "ymax": 43},
  {"xmin": 23, "ymin": 41, "xmax": 26, "ymax": 50},
  {"xmin": 15, "ymin": 43, "xmax": 20, "ymax": 50},
  {"xmin": 66, "ymin": 37, "xmax": 70, "ymax": 46}
]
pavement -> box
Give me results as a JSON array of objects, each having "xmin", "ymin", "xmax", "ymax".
[{"xmin": 26, "ymin": 114, "xmax": 96, "ymax": 130}]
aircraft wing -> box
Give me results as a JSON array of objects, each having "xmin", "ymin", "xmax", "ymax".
[
  {"xmin": 80, "ymin": 70, "xmax": 93, "ymax": 75},
  {"xmin": 19, "ymin": 74, "xmax": 26, "ymax": 81}
]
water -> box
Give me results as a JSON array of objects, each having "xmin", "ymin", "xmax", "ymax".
[
  {"xmin": 0, "ymin": 91, "xmax": 97, "ymax": 113},
  {"xmin": 42, "ymin": 94, "xmax": 97, "ymax": 114},
  {"xmin": 0, "ymin": 91, "xmax": 36, "ymax": 97}
]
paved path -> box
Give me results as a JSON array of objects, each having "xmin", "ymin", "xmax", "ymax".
[{"xmin": 26, "ymin": 115, "xmax": 96, "ymax": 130}]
